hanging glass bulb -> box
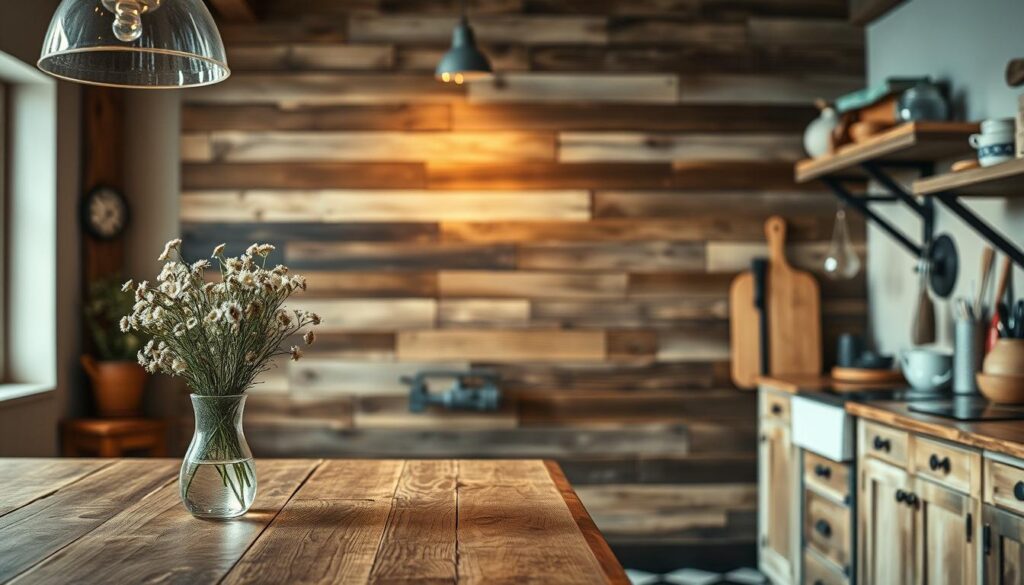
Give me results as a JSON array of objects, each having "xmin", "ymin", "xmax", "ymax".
[{"xmin": 824, "ymin": 205, "xmax": 862, "ymax": 280}]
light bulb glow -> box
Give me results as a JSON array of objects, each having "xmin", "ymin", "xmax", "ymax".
[{"xmin": 113, "ymin": 0, "xmax": 143, "ymax": 42}]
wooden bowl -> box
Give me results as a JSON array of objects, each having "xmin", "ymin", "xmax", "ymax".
[
  {"xmin": 983, "ymin": 339, "xmax": 1024, "ymax": 376},
  {"xmin": 977, "ymin": 373, "xmax": 1024, "ymax": 404}
]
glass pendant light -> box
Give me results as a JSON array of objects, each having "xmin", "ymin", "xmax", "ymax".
[
  {"xmin": 435, "ymin": 0, "xmax": 492, "ymax": 85},
  {"xmin": 39, "ymin": 0, "xmax": 230, "ymax": 89},
  {"xmin": 824, "ymin": 204, "xmax": 862, "ymax": 280}
]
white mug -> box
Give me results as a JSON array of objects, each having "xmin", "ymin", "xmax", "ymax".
[
  {"xmin": 901, "ymin": 348, "xmax": 953, "ymax": 392},
  {"xmin": 971, "ymin": 118, "xmax": 1016, "ymax": 167}
]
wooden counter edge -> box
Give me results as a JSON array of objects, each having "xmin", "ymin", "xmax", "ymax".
[
  {"xmin": 845, "ymin": 401, "xmax": 1024, "ymax": 460},
  {"xmin": 544, "ymin": 460, "xmax": 630, "ymax": 585}
]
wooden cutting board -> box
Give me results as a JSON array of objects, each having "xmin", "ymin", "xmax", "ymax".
[{"xmin": 730, "ymin": 216, "xmax": 822, "ymax": 388}]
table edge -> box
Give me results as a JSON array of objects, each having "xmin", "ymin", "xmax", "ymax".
[{"xmin": 543, "ymin": 460, "xmax": 630, "ymax": 585}]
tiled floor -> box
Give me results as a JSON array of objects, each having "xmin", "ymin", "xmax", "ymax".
[{"xmin": 626, "ymin": 567, "xmax": 767, "ymax": 585}]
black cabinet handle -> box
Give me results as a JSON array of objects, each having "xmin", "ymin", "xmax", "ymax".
[
  {"xmin": 929, "ymin": 454, "xmax": 951, "ymax": 473},
  {"xmin": 1014, "ymin": 481, "xmax": 1024, "ymax": 501},
  {"xmin": 814, "ymin": 464, "xmax": 831, "ymax": 479},
  {"xmin": 873, "ymin": 436, "xmax": 892, "ymax": 452},
  {"xmin": 905, "ymin": 492, "xmax": 919, "ymax": 507},
  {"xmin": 771, "ymin": 404, "xmax": 782, "ymax": 415},
  {"xmin": 814, "ymin": 519, "xmax": 832, "ymax": 538},
  {"xmin": 813, "ymin": 581, "xmax": 824, "ymax": 585},
  {"xmin": 895, "ymin": 489, "xmax": 907, "ymax": 503}
]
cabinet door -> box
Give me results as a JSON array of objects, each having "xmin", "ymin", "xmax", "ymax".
[
  {"xmin": 984, "ymin": 505, "xmax": 1024, "ymax": 585},
  {"xmin": 760, "ymin": 421, "xmax": 796, "ymax": 584},
  {"xmin": 915, "ymin": 478, "xmax": 977, "ymax": 585},
  {"xmin": 859, "ymin": 457, "xmax": 915, "ymax": 584}
]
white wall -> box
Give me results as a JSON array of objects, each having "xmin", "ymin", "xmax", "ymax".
[{"xmin": 867, "ymin": 0, "xmax": 1024, "ymax": 354}]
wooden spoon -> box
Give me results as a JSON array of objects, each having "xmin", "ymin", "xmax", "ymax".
[
  {"xmin": 976, "ymin": 247, "xmax": 996, "ymax": 319},
  {"xmin": 988, "ymin": 257, "xmax": 1014, "ymax": 351}
]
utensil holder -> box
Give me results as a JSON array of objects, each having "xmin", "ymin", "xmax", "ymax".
[{"xmin": 954, "ymin": 318, "xmax": 985, "ymax": 395}]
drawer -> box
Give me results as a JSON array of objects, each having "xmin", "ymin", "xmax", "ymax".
[
  {"xmin": 761, "ymin": 391, "xmax": 791, "ymax": 424},
  {"xmin": 804, "ymin": 451, "xmax": 850, "ymax": 503},
  {"xmin": 804, "ymin": 548, "xmax": 848, "ymax": 585},
  {"xmin": 860, "ymin": 421, "xmax": 909, "ymax": 468},
  {"xmin": 985, "ymin": 459, "xmax": 1024, "ymax": 515},
  {"xmin": 911, "ymin": 436, "xmax": 978, "ymax": 494},
  {"xmin": 804, "ymin": 490, "xmax": 851, "ymax": 571}
]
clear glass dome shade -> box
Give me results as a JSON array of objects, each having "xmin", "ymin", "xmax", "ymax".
[{"xmin": 39, "ymin": 0, "xmax": 230, "ymax": 89}]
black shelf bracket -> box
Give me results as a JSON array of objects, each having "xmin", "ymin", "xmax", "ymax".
[
  {"xmin": 818, "ymin": 161, "xmax": 958, "ymax": 297},
  {"xmin": 934, "ymin": 192, "xmax": 1024, "ymax": 268}
]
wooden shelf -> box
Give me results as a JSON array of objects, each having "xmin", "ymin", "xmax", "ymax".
[
  {"xmin": 795, "ymin": 122, "xmax": 978, "ymax": 183},
  {"xmin": 913, "ymin": 157, "xmax": 1024, "ymax": 196}
]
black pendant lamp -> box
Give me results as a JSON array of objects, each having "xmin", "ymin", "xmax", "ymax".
[{"xmin": 435, "ymin": 0, "xmax": 492, "ymax": 85}]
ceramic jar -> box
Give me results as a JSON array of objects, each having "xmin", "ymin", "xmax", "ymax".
[
  {"xmin": 983, "ymin": 339, "xmax": 1024, "ymax": 376},
  {"xmin": 900, "ymin": 347, "xmax": 953, "ymax": 392},
  {"xmin": 804, "ymin": 106, "xmax": 838, "ymax": 158},
  {"xmin": 970, "ymin": 118, "xmax": 1016, "ymax": 167}
]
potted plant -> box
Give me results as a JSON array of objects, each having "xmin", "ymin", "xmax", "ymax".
[{"xmin": 82, "ymin": 276, "xmax": 147, "ymax": 417}]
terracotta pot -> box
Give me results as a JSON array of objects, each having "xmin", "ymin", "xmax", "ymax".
[
  {"xmin": 977, "ymin": 373, "xmax": 1024, "ymax": 404},
  {"xmin": 983, "ymin": 339, "xmax": 1024, "ymax": 376},
  {"xmin": 81, "ymin": 356, "xmax": 147, "ymax": 417}
]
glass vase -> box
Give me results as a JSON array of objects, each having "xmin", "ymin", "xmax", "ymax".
[{"xmin": 180, "ymin": 394, "xmax": 257, "ymax": 519}]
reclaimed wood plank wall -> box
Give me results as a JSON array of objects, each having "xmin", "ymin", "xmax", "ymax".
[{"xmin": 182, "ymin": 0, "xmax": 865, "ymax": 566}]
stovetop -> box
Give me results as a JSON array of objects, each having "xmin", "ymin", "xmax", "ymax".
[
  {"xmin": 909, "ymin": 397, "xmax": 1024, "ymax": 421},
  {"xmin": 799, "ymin": 386, "xmax": 936, "ymax": 407}
]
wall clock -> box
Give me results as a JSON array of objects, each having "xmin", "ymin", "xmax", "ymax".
[{"xmin": 81, "ymin": 186, "xmax": 129, "ymax": 240}]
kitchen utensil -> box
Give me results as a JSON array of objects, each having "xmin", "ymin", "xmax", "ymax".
[
  {"xmin": 976, "ymin": 373, "xmax": 1024, "ymax": 404},
  {"xmin": 1013, "ymin": 301, "xmax": 1024, "ymax": 338},
  {"xmin": 897, "ymin": 81, "xmax": 949, "ymax": 121},
  {"xmin": 953, "ymin": 317, "xmax": 985, "ymax": 395},
  {"xmin": 987, "ymin": 257, "xmax": 1013, "ymax": 350},
  {"xmin": 831, "ymin": 366, "xmax": 905, "ymax": 385},
  {"xmin": 1007, "ymin": 58, "xmax": 1024, "ymax": 87},
  {"xmin": 729, "ymin": 258, "xmax": 766, "ymax": 389},
  {"xmin": 803, "ymin": 100, "xmax": 839, "ymax": 158},
  {"xmin": 836, "ymin": 334, "xmax": 863, "ymax": 367},
  {"xmin": 976, "ymin": 247, "xmax": 996, "ymax": 318},
  {"xmin": 824, "ymin": 205, "xmax": 861, "ymax": 280},
  {"xmin": 970, "ymin": 119, "xmax": 1016, "ymax": 167},
  {"xmin": 912, "ymin": 259, "xmax": 936, "ymax": 345},
  {"xmin": 900, "ymin": 348, "xmax": 953, "ymax": 392},
  {"xmin": 983, "ymin": 339, "xmax": 1024, "ymax": 376},
  {"xmin": 765, "ymin": 216, "xmax": 822, "ymax": 378}
]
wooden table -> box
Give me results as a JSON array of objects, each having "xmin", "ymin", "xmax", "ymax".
[{"xmin": 0, "ymin": 458, "xmax": 627, "ymax": 584}]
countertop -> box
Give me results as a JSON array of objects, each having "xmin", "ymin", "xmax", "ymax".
[
  {"xmin": 759, "ymin": 374, "xmax": 1024, "ymax": 461},
  {"xmin": 0, "ymin": 458, "xmax": 627, "ymax": 585}
]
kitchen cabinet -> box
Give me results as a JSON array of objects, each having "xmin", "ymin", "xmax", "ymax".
[
  {"xmin": 759, "ymin": 389, "xmax": 800, "ymax": 585},
  {"xmin": 983, "ymin": 504, "xmax": 1024, "ymax": 584},
  {"xmin": 858, "ymin": 456, "xmax": 915, "ymax": 584},
  {"xmin": 915, "ymin": 478, "xmax": 977, "ymax": 585}
]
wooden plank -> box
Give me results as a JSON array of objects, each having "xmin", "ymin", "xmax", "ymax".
[
  {"xmin": 246, "ymin": 425, "xmax": 691, "ymax": 458},
  {"xmin": 439, "ymin": 270, "xmax": 628, "ymax": 299},
  {"xmin": 290, "ymin": 360, "xmax": 470, "ymax": 396},
  {"xmin": 183, "ymin": 104, "xmax": 451, "ymax": 132},
  {"xmin": 219, "ymin": 21, "xmax": 349, "ymax": 45},
  {"xmin": 12, "ymin": 460, "xmax": 319, "ymax": 585},
  {"xmin": 185, "ymin": 74, "xmax": 465, "ymax": 106},
  {"xmin": 593, "ymin": 190, "xmax": 839, "ymax": 218},
  {"xmin": 747, "ymin": 17, "xmax": 862, "ymax": 48},
  {"xmin": 469, "ymin": 73, "xmax": 679, "ymax": 104},
  {"xmin": 301, "ymin": 271, "xmax": 438, "ymax": 298},
  {"xmin": 914, "ymin": 156, "xmax": 1024, "ymax": 197},
  {"xmin": 544, "ymin": 461, "xmax": 632, "ymax": 585},
  {"xmin": 518, "ymin": 389, "xmax": 755, "ymax": 423},
  {"xmin": 442, "ymin": 216, "xmax": 834, "ymax": 243},
  {"xmin": 627, "ymin": 272, "xmax": 735, "ymax": 298},
  {"xmin": 451, "ymin": 103, "xmax": 815, "ymax": 132},
  {"xmin": 288, "ymin": 298, "xmax": 437, "ymax": 331},
  {"xmin": 439, "ymin": 299, "xmax": 531, "ymax": 327},
  {"xmin": 367, "ymin": 460, "xmax": 458, "ymax": 583},
  {"xmin": 609, "ymin": 18, "xmax": 746, "ymax": 45},
  {"xmin": 182, "ymin": 190, "xmax": 588, "ymax": 222},
  {"xmin": 221, "ymin": 460, "xmax": 402, "ymax": 585},
  {"xmin": 518, "ymin": 242, "xmax": 705, "ymax": 271},
  {"xmin": 531, "ymin": 299, "xmax": 729, "ymax": 327},
  {"xmin": 397, "ymin": 329, "xmax": 607, "ymax": 361},
  {"xmin": 706, "ymin": 241, "xmax": 866, "ymax": 274},
  {"xmin": 228, "ymin": 44, "xmax": 395, "ymax": 71},
  {"xmin": 0, "ymin": 459, "xmax": 111, "ymax": 516},
  {"xmin": 426, "ymin": 161, "xmax": 813, "ymax": 190},
  {"xmin": 578, "ymin": 484, "xmax": 755, "ymax": 538},
  {"xmin": 355, "ymin": 396, "xmax": 520, "ymax": 429},
  {"xmin": 657, "ymin": 324, "xmax": 731, "ymax": 362},
  {"xmin": 184, "ymin": 131, "xmax": 557, "ymax": 163},
  {"xmin": 558, "ymin": 131, "xmax": 803, "ymax": 162},
  {"xmin": 488, "ymin": 361, "xmax": 728, "ymax": 391},
  {"xmin": 300, "ymin": 332, "xmax": 397, "ymax": 359},
  {"xmin": 181, "ymin": 221, "xmax": 440, "ymax": 245},
  {"xmin": 287, "ymin": 242, "xmax": 516, "ymax": 271},
  {"xmin": 0, "ymin": 460, "xmax": 175, "ymax": 582},
  {"xmin": 347, "ymin": 14, "xmax": 608, "ymax": 45},
  {"xmin": 606, "ymin": 329, "xmax": 659, "ymax": 361},
  {"xmin": 182, "ymin": 163, "xmax": 427, "ymax": 190},
  {"xmin": 456, "ymin": 460, "xmax": 610, "ymax": 584},
  {"xmin": 246, "ymin": 392, "xmax": 355, "ymax": 429},
  {"xmin": 677, "ymin": 73, "xmax": 862, "ymax": 105},
  {"xmin": 376, "ymin": 0, "xmax": 524, "ymax": 15},
  {"xmin": 210, "ymin": 0, "xmax": 257, "ymax": 22}
]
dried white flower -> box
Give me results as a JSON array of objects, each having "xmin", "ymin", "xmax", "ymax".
[
  {"xmin": 186, "ymin": 317, "xmax": 199, "ymax": 330},
  {"xmin": 204, "ymin": 309, "xmax": 222, "ymax": 324},
  {"xmin": 121, "ymin": 280, "xmax": 134, "ymax": 293},
  {"xmin": 276, "ymin": 310, "xmax": 292, "ymax": 329},
  {"xmin": 173, "ymin": 323, "xmax": 186, "ymax": 337},
  {"xmin": 289, "ymin": 275, "xmax": 307, "ymax": 291},
  {"xmin": 211, "ymin": 243, "xmax": 226, "ymax": 258},
  {"xmin": 309, "ymin": 312, "xmax": 322, "ymax": 326},
  {"xmin": 191, "ymin": 259, "xmax": 211, "ymax": 274},
  {"xmin": 290, "ymin": 345, "xmax": 303, "ymax": 361},
  {"xmin": 158, "ymin": 238, "xmax": 182, "ymax": 261},
  {"xmin": 119, "ymin": 316, "xmax": 131, "ymax": 333},
  {"xmin": 304, "ymin": 330, "xmax": 315, "ymax": 345},
  {"xmin": 222, "ymin": 302, "xmax": 243, "ymax": 323}
]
